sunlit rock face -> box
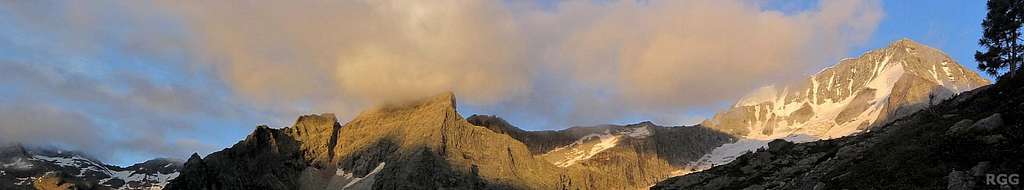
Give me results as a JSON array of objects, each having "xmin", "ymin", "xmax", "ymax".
[
  {"xmin": 164, "ymin": 91, "xmax": 734, "ymax": 190},
  {"xmin": 466, "ymin": 114, "xmax": 736, "ymax": 188}
]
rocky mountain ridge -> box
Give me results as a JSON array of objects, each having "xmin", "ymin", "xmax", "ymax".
[
  {"xmin": 0, "ymin": 144, "xmax": 182, "ymax": 190},
  {"xmin": 166, "ymin": 92, "xmax": 734, "ymax": 190}
]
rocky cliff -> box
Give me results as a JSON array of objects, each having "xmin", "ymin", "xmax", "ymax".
[{"xmin": 467, "ymin": 116, "xmax": 735, "ymax": 187}]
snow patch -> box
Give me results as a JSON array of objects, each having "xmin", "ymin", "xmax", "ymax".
[
  {"xmin": 690, "ymin": 135, "xmax": 816, "ymax": 171},
  {"xmin": 103, "ymin": 170, "xmax": 180, "ymax": 190},
  {"xmin": 624, "ymin": 126, "xmax": 651, "ymax": 138},
  {"xmin": 733, "ymin": 59, "xmax": 906, "ymax": 140},
  {"xmin": 148, "ymin": 172, "xmax": 179, "ymax": 189},
  {"xmin": 336, "ymin": 162, "xmax": 386, "ymax": 189},
  {"xmin": 2, "ymin": 157, "xmax": 34, "ymax": 170},
  {"xmin": 86, "ymin": 165, "xmax": 179, "ymax": 190},
  {"xmin": 79, "ymin": 165, "xmax": 107, "ymax": 177},
  {"xmin": 542, "ymin": 130, "xmax": 622, "ymax": 167},
  {"xmin": 14, "ymin": 176, "xmax": 36, "ymax": 186},
  {"xmin": 804, "ymin": 63, "xmax": 902, "ymax": 138},
  {"xmin": 31, "ymin": 155, "xmax": 80, "ymax": 168}
]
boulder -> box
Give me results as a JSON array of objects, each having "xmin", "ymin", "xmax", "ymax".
[
  {"xmin": 767, "ymin": 139, "xmax": 794, "ymax": 153},
  {"xmin": 970, "ymin": 161, "xmax": 991, "ymax": 177},
  {"xmin": 945, "ymin": 119, "xmax": 975, "ymax": 136},
  {"xmin": 977, "ymin": 134, "xmax": 1007, "ymax": 145},
  {"xmin": 946, "ymin": 170, "xmax": 974, "ymax": 190},
  {"xmin": 971, "ymin": 113, "xmax": 1004, "ymax": 132},
  {"xmin": 946, "ymin": 113, "xmax": 1004, "ymax": 136}
]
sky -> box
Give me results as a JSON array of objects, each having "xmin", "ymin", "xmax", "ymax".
[{"xmin": 0, "ymin": 0, "xmax": 994, "ymax": 166}]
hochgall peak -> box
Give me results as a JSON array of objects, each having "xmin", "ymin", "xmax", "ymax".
[
  {"xmin": 888, "ymin": 38, "xmax": 923, "ymax": 48},
  {"xmin": 707, "ymin": 37, "xmax": 989, "ymax": 139}
]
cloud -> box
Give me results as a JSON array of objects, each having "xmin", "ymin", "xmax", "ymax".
[
  {"xmin": 0, "ymin": 101, "xmax": 106, "ymax": 155},
  {"xmin": 0, "ymin": 60, "xmax": 226, "ymax": 163},
  {"xmin": 153, "ymin": 1, "xmax": 532, "ymax": 116},
  {"xmin": 552, "ymin": 0, "xmax": 880, "ymax": 111},
  {"xmin": 471, "ymin": 0, "xmax": 883, "ymax": 127},
  {"xmin": 0, "ymin": 0, "xmax": 884, "ymax": 164},
  {"xmin": 148, "ymin": 0, "xmax": 881, "ymax": 127}
]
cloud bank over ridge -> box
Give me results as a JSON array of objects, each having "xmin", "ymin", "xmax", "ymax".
[{"xmin": 0, "ymin": 0, "xmax": 882, "ymax": 164}]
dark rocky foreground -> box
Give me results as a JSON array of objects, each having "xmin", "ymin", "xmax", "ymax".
[{"xmin": 653, "ymin": 75, "xmax": 1024, "ymax": 190}]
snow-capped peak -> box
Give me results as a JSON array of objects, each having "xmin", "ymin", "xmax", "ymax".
[
  {"xmin": 0, "ymin": 145, "xmax": 182, "ymax": 190},
  {"xmin": 705, "ymin": 39, "xmax": 988, "ymax": 140},
  {"xmin": 692, "ymin": 39, "xmax": 990, "ymax": 174}
]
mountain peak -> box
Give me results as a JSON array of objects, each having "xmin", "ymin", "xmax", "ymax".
[
  {"xmin": 296, "ymin": 113, "xmax": 337, "ymax": 123},
  {"xmin": 355, "ymin": 91, "xmax": 458, "ymax": 120},
  {"xmin": 888, "ymin": 38, "xmax": 923, "ymax": 48},
  {"xmin": 187, "ymin": 153, "xmax": 202, "ymax": 162},
  {"xmin": 707, "ymin": 37, "xmax": 989, "ymax": 139},
  {"xmin": 292, "ymin": 112, "xmax": 339, "ymax": 131},
  {"xmin": 428, "ymin": 91, "xmax": 457, "ymax": 110},
  {"xmin": 631, "ymin": 121, "xmax": 657, "ymax": 127},
  {"xmin": 289, "ymin": 113, "xmax": 342, "ymax": 166}
]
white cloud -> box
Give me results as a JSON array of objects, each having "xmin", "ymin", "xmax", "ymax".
[{"xmin": 0, "ymin": 0, "xmax": 885, "ymax": 162}]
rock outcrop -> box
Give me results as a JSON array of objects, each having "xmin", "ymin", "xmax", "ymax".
[
  {"xmin": 31, "ymin": 171, "xmax": 99, "ymax": 190},
  {"xmin": 466, "ymin": 115, "xmax": 579, "ymax": 154}
]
